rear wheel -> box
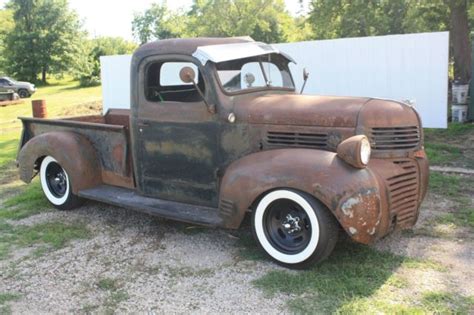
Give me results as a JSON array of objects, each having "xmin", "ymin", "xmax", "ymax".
[
  {"xmin": 39, "ymin": 156, "xmax": 84, "ymax": 210},
  {"xmin": 251, "ymin": 189, "xmax": 338, "ymax": 269}
]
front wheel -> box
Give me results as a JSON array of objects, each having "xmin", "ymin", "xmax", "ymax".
[
  {"xmin": 17, "ymin": 89, "xmax": 30, "ymax": 98},
  {"xmin": 251, "ymin": 189, "xmax": 339, "ymax": 269},
  {"xmin": 39, "ymin": 156, "xmax": 84, "ymax": 210}
]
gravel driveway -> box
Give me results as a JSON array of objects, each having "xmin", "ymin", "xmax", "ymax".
[
  {"xmin": 1, "ymin": 202, "xmax": 292, "ymax": 314},
  {"xmin": 1, "ymin": 188, "xmax": 473, "ymax": 314}
]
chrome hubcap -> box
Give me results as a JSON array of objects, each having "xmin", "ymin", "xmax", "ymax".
[{"xmin": 281, "ymin": 214, "xmax": 302, "ymax": 234}]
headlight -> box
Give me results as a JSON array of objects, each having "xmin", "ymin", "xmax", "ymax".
[
  {"xmin": 337, "ymin": 135, "xmax": 371, "ymax": 169},
  {"xmin": 360, "ymin": 137, "xmax": 371, "ymax": 165}
]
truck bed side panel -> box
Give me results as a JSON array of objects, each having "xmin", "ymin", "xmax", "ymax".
[{"xmin": 19, "ymin": 117, "xmax": 134, "ymax": 188}]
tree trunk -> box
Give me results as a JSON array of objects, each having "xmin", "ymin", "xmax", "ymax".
[
  {"xmin": 41, "ymin": 67, "xmax": 47, "ymax": 84},
  {"xmin": 450, "ymin": 0, "xmax": 471, "ymax": 83}
]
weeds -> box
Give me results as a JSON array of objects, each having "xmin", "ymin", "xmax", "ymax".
[
  {"xmin": 0, "ymin": 221, "xmax": 90, "ymax": 260},
  {"xmin": 425, "ymin": 142, "xmax": 462, "ymax": 165},
  {"xmin": 421, "ymin": 291, "xmax": 474, "ymax": 314},
  {"xmin": 424, "ymin": 123, "xmax": 474, "ymax": 168},
  {"xmin": 0, "ymin": 180, "xmax": 50, "ymax": 220},
  {"xmin": 97, "ymin": 278, "xmax": 120, "ymax": 291},
  {"xmin": 253, "ymin": 241, "xmax": 452, "ymax": 313},
  {"xmin": 0, "ymin": 292, "xmax": 21, "ymax": 314},
  {"xmin": 95, "ymin": 277, "xmax": 128, "ymax": 312},
  {"xmin": 236, "ymin": 229, "xmax": 266, "ymax": 261},
  {"xmin": 428, "ymin": 172, "xmax": 474, "ymax": 228}
]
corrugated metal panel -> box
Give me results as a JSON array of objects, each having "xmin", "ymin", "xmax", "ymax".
[
  {"xmin": 274, "ymin": 32, "xmax": 449, "ymax": 128},
  {"xmin": 100, "ymin": 55, "xmax": 132, "ymax": 112}
]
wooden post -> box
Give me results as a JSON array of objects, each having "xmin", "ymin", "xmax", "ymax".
[{"xmin": 32, "ymin": 99, "xmax": 47, "ymax": 118}]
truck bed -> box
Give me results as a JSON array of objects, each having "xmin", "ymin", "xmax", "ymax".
[{"xmin": 18, "ymin": 109, "xmax": 134, "ymax": 188}]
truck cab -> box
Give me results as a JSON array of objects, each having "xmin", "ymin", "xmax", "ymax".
[{"xmin": 17, "ymin": 37, "xmax": 429, "ymax": 268}]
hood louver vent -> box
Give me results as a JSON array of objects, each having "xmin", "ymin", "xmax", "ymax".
[
  {"xmin": 386, "ymin": 159, "xmax": 420, "ymax": 227},
  {"xmin": 265, "ymin": 131, "xmax": 328, "ymax": 149},
  {"xmin": 370, "ymin": 126, "xmax": 420, "ymax": 151}
]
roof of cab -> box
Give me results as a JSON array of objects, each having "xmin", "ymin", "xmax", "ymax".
[{"xmin": 133, "ymin": 37, "xmax": 254, "ymax": 60}]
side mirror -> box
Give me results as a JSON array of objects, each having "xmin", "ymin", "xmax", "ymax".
[
  {"xmin": 179, "ymin": 67, "xmax": 196, "ymax": 84},
  {"xmin": 300, "ymin": 68, "xmax": 310, "ymax": 94},
  {"xmin": 178, "ymin": 66, "xmax": 215, "ymax": 114},
  {"xmin": 303, "ymin": 68, "xmax": 309, "ymax": 81}
]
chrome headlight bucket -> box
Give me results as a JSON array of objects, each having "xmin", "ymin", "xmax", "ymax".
[{"xmin": 337, "ymin": 135, "xmax": 371, "ymax": 169}]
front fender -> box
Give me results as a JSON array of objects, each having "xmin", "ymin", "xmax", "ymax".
[
  {"xmin": 219, "ymin": 148, "xmax": 383, "ymax": 244},
  {"xmin": 17, "ymin": 131, "xmax": 102, "ymax": 194}
]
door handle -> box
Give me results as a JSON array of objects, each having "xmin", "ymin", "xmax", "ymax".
[{"xmin": 137, "ymin": 122, "xmax": 149, "ymax": 133}]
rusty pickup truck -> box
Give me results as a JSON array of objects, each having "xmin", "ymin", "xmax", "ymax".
[{"xmin": 17, "ymin": 37, "xmax": 429, "ymax": 268}]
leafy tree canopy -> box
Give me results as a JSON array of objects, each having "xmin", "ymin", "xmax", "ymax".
[
  {"xmin": 307, "ymin": 0, "xmax": 451, "ymax": 39},
  {"xmin": 74, "ymin": 37, "xmax": 137, "ymax": 87},
  {"xmin": 0, "ymin": 9, "xmax": 14, "ymax": 74},
  {"xmin": 4, "ymin": 0, "xmax": 84, "ymax": 83},
  {"xmin": 132, "ymin": 0, "xmax": 313, "ymax": 44}
]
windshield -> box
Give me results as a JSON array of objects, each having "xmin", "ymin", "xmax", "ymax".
[{"xmin": 215, "ymin": 53, "xmax": 294, "ymax": 93}]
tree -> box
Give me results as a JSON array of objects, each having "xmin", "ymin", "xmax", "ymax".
[
  {"xmin": 132, "ymin": 3, "xmax": 190, "ymax": 44},
  {"xmin": 131, "ymin": 0, "xmax": 308, "ymax": 44},
  {"xmin": 448, "ymin": 0, "xmax": 471, "ymax": 82},
  {"xmin": 74, "ymin": 37, "xmax": 137, "ymax": 87},
  {"xmin": 188, "ymin": 0, "xmax": 292, "ymax": 43},
  {"xmin": 0, "ymin": 9, "xmax": 14, "ymax": 74},
  {"xmin": 307, "ymin": 0, "xmax": 471, "ymax": 81},
  {"xmin": 307, "ymin": 0, "xmax": 409, "ymax": 39},
  {"xmin": 403, "ymin": 0, "xmax": 449, "ymax": 33},
  {"xmin": 4, "ymin": 0, "xmax": 84, "ymax": 83}
]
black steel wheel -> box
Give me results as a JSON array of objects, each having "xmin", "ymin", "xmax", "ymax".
[
  {"xmin": 251, "ymin": 189, "xmax": 339, "ymax": 269},
  {"xmin": 263, "ymin": 199, "xmax": 312, "ymax": 255},
  {"xmin": 40, "ymin": 156, "xmax": 84, "ymax": 210},
  {"xmin": 45, "ymin": 161, "xmax": 68, "ymax": 198}
]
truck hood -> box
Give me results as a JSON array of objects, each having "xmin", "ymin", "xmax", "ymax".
[
  {"xmin": 234, "ymin": 94, "xmax": 370, "ymax": 127},
  {"xmin": 234, "ymin": 94, "xmax": 419, "ymax": 129}
]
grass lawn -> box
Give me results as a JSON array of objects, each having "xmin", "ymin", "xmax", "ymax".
[
  {"xmin": 0, "ymin": 78, "xmax": 102, "ymax": 178},
  {"xmin": 425, "ymin": 123, "xmax": 474, "ymax": 168},
  {"xmin": 0, "ymin": 78, "xmax": 101, "ymax": 136},
  {"xmin": 253, "ymin": 242, "xmax": 470, "ymax": 314}
]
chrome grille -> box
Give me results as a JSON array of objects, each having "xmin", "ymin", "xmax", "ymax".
[
  {"xmin": 370, "ymin": 126, "xmax": 420, "ymax": 151},
  {"xmin": 265, "ymin": 131, "xmax": 328, "ymax": 149},
  {"xmin": 387, "ymin": 159, "xmax": 420, "ymax": 227}
]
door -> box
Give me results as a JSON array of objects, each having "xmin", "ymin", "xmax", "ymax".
[
  {"xmin": 0, "ymin": 79, "xmax": 10, "ymax": 93},
  {"xmin": 134, "ymin": 56, "xmax": 219, "ymax": 207}
]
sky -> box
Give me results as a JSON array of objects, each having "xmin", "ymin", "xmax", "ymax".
[{"xmin": 0, "ymin": 0, "xmax": 311, "ymax": 42}]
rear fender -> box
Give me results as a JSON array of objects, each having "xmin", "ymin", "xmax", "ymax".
[
  {"xmin": 17, "ymin": 131, "xmax": 101, "ymax": 193},
  {"xmin": 219, "ymin": 148, "xmax": 383, "ymax": 244}
]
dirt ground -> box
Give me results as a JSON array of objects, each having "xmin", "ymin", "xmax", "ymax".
[{"xmin": 0, "ymin": 179, "xmax": 472, "ymax": 313}]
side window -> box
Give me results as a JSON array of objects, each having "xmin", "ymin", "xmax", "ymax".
[
  {"xmin": 261, "ymin": 62, "xmax": 283, "ymax": 87},
  {"xmin": 145, "ymin": 61, "xmax": 205, "ymax": 103},
  {"xmin": 160, "ymin": 62, "xmax": 198, "ymax": 86},
  {"xmin": 0, "ymin": 79, "xmax": 7, "ymax": 86}
]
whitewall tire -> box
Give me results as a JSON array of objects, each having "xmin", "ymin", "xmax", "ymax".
[
  {"xmin": 39, "ymin": 156, "xmax": 84, "ymax": 210},
  {"xmin": 251, "ymin": 189, "xmax": 339, "ymax": 269}
]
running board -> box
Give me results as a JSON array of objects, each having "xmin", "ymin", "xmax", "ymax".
[{"xmin": 78, "ymin": 185, "xmax": 223, "ymax": 227}]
